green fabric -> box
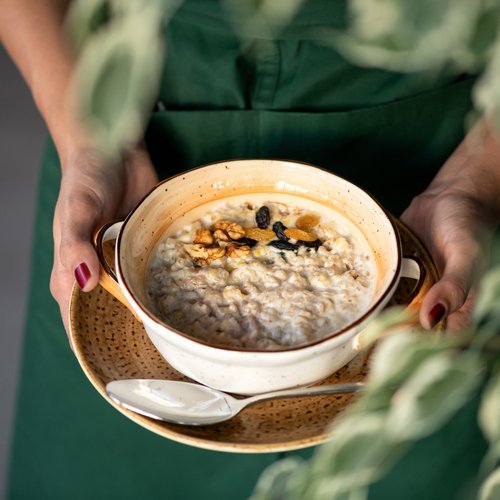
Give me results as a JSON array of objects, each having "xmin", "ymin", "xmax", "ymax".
[{"xmin": 7, "ymin": 1, "xmax": 487, "ymax": 499}]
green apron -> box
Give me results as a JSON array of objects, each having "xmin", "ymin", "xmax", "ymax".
[{"xmin": 7, "ymin": 2, "xmax": 487, "ymax": 499}]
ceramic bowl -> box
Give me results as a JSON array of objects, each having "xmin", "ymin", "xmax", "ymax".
[{"xmin": 93, "ymin": 159, "xmax": 428, "ymax": 395}]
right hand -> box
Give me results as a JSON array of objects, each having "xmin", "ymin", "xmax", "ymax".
[{"xmin": 50, "ymin": 146, "xmax": 159, "ymax": 336}]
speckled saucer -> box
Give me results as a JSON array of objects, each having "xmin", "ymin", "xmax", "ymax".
[{"xmin": 69, "ymin": 219, "xmax": 438, "ymax": 453}]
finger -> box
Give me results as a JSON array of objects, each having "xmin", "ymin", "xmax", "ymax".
[
  {"xmin": 445, "ymin": 291, "xmax": 476, "ymax": 332},
  {"xmin": 51, "ymin": 214, "xmax": 76, "ymax": 343},
  {"xmin": 57, "ymin": 189, "xmax": 103, "ymax": 293},
  {"xmin": 419, "ymin": 248, "xmax": 477, "ymax": 329},
  {"xmin": 50, "ymin": 262, "xmax": 76, "ymax": 346}
]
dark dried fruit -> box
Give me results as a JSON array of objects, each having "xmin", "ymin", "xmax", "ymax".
[
  {"xmin": 255, "ymin": 206, "xmax": 271, "ymax": 229},
  {"xmin": 298, "ymin": 239, "xmax": 322, "ymax": 250},
  {"xmin": 238, "ymin": 237, "xmax": 258, "ymax": 248},
  {"xmin": 268, "ymin": 240, "xmax": 299, "ymax": 252},
  {"xmin": 272, "ymin": 221, "xmax": 289, "ymax": 241}
]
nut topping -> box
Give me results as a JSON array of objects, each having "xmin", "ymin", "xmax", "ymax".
[
  {"xmin": 184, "ymin": 243, "xmax": 209, "ymax": 259},
  {"xmin": 213, "ymin": 229, "xmax": 230, "ymax": 241},
  {"xmin": 206, "ymin": 246, "xmax": 226, "ymax": 260},
  {"xmin": 226, "ymin": 244, "xmax": 251, "ymax": 258},
  {"xmin": 211, "ymin": 221, "xmax": 245, "ymax": 240},
  {"xmin": 193, "ymin": 228, "xmax": 214, "ymax": 245},
  {"xmin": 184, "ymin": 243, "xmax": 226, "ymax": 262}
]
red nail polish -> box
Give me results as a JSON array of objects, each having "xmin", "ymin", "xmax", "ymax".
[
  {"xmin": 429, "ymin": 303, "xmax": 446, "ymax": 328},
  {"xmin": 74, "ymin": 262, "xmax": 91, "ymax": 289}
]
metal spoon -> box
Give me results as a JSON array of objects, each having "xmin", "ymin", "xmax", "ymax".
[{"xmin": 106, "ymin": 379, "xmax": 364, "ymax": 426}]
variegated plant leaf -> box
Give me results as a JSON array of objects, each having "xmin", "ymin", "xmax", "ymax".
[
  {"xmin": 354, "ymin": 306, "xmax": 414, "ymax": 350},
  {"xmin": 331, "ymin": 0, "xmax": 484, "ymax": 72},
  {"xmin": 478, "ymin": 369, "xmax": 500, "ymax": 458},
  {"xmin": 386, "ymin": 352, "xmax": 483, "ymax": 441},
  {"xmin": 367, "ymin": 331, "xmax": 451, "ymax": 390},
  {"xmin": 474, "ymin": 34, "xmax": 500, "ymax": 130},
  {"xmin": 73, "ymin": 6, "xmax": 164, "ymax": 159},
  {"xmin": 479, "ymin": 467, "xmax": 500, "ymax": 500},
  {"xmin": 473, "ymin": 267, "xmax": 500, "ymax": 326},
  {"xmin": 462, "ymin": 2, "xmax": 500, "ymax": 69},
  {"xmin": 308, "ymin": 413, "xmax": 407, "ymax": 494},
  {"xmin": 250, "ymin": 457, "xmax": 307, "ymax": 500},
  {"xmin": 312, "ymin": 484, "xmax": 368, "ymax": 500},
  {"xmin": 66, "ymin": 0, "xmax": 111, "ymax": 51}
]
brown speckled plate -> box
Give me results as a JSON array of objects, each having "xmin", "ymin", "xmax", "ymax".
[{"xmin": 69, "ymin": 219, "xmax": 438, "ymax": 453}]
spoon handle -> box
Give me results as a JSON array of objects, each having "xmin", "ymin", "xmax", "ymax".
[{"xmin": 243, "ymin": 382, "xmax": 365, "ymax": 407}]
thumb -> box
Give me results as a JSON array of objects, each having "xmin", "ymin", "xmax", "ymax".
[
  {"xmin": 57, "ymin": 192, "xmax": 103, "ymax": 292},
  {"xmin": 419, "ymin": 250, "xmax": 475, "ymax": 329}
]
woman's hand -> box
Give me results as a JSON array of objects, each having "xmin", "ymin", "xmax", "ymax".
[
  {"xmin": 401, "ymin": 120, "xmax": 500, "ymax": 331},
  {"xmin": 50, "ymin": 146, "xmax": 158, "ymax": 335}
]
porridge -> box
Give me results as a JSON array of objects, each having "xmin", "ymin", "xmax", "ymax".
[{"xmin": 147, "ymin": 195, "xmax": 376, "ymax": 350}]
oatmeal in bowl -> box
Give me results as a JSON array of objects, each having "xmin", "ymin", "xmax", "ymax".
[
  {"xmin": 93, "ymin": 159, "xmax": 425, "ymax": 394},
  {"xmin": 147, "ymin": 196, "xmax": 376, "ymax": 350}
]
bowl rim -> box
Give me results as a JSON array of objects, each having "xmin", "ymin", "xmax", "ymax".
[{"xmin": 116, "ymin": 158, "xmax": 402, "ymax": 353}]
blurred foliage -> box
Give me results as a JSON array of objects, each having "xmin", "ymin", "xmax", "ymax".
[
  {"xmin": 322, "ymin": 0, "xmax": 500, "ymax": 129},
  {"xmin": 479, "ymin": 467, "xmax": 500, "ymax": 500},
  {"xmin": 67, "ymin": 0, "xmax": 181, "ymax": 158}
]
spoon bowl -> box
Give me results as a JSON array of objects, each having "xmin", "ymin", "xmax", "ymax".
[{"xmin": 106, "ymin": 379, "xmax": 365, "ymax": 425}]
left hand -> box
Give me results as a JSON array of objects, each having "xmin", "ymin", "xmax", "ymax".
[{"xmin": 401, "ymin": 120, "xmax": 500, "ymax": 331}]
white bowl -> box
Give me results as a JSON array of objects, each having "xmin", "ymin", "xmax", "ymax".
[{"xmin": 94, "ymin": 159, "xmax": 425, "ymax": 395}]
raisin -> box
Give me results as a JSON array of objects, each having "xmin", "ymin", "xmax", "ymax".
[
  {"xmin": 298, "ymin": 239, "xmax": 322, "ymax": 250},
  {"xmin": 268, "ymin": 240, "xmax": 299, "ymax": 252},
  {"xmin": 255, "ymin": 206, "xmax": 270, "ymax": 229},
  {"xmin": 238, "ymin": 237, "xmax": 258, "ymax": 248},
  {"xmin": 272, "ymin": 221, "xmax": 289, "ymax": 241}
]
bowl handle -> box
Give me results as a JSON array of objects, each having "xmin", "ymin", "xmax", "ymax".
[
  {"xmin": 92, "ymin": 221, "xmax": 141, "ymax": 321},
  {"xmin": 353, "ymin": 254, "xmax": 435, "ymax": 350},
  {"xmin": 401, "ymin": 254, "xmax": 432, "ymax": 312}
]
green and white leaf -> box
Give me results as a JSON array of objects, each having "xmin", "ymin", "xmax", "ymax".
[
  {"xmin": 367, "ymin": 331, "xmax": 450, "ymax": 390},
  {"xmin": 473, "ymin": 267, "xmax": 500, "ymax": 326},
  {"xmin": 479, "ymin": 467, "xmax": 500, "ymax": 500},
  {"xmin": 67, "ymin": 0, "xmax": 111, "ymax": 51},
  {"xmin": 478, "ymin": 370, "xmax": 500, "ymax": 458},
  {"xmin": 354, "ymin": 306, "xmax": 413, "ymax": 350},
  {"xmin": 73, "ymin": 5, "xmax": 164, "ymax": 159},
  {"xmin": 386, "ymin": 352, "xmax": 483, "ymax": 441},
  {"xmin": 474, "ymin": 33, "xmax": 500, "ymax": 129},
  {"xmin": 333, "ymin": 0, "xmax": 484, "ymax": 72},
  {"xmin": 307, "ymin": 413, "xmax": 407, "ymax": 495},
  {"xmin": 250, "ymin": 456, "xmax": 306, "ymax": 500}
]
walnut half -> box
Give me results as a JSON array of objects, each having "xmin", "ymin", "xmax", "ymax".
[
  {"xmin": 193, "ymin": 228, "xmax": 214, "ymax": 246},
  {"xmin": 226, "ymin": 244, "xmax": 251, "ymax": 258},
  {"xmin": 184, "ymin": 244, "xmax": 209, "ymax": 260},
  {"xmin": 184, "ymin": 243, "xmax": 226, "ymax": 263},
  {"xmin": 211, "ymin": 220, "xmax": 245, "ymax": 240}
]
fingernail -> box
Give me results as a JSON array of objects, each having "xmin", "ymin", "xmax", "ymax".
[
  {"xmin": 429, "ymin": 303, "xmax": 446, "ymax": 328},
  {"xmin": 74, "ymin": 262, "xmax": 91, "ymax": 289}
]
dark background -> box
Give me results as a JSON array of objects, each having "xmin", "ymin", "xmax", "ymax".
[{"xmin": 0, "ymin": 45, "xmax": 45, "ymax": 495}]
